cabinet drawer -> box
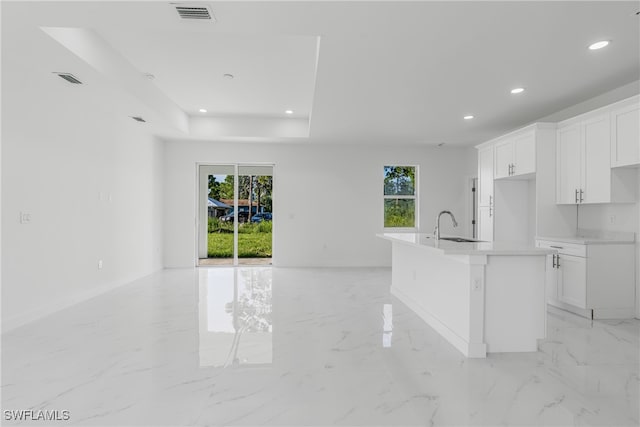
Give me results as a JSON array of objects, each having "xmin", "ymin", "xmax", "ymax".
[{"xmin": 535, "ymin": 240, "xmax": 586, "ymax": 257}]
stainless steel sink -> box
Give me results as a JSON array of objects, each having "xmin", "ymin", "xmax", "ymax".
[{"xmin": 439, "ymin": 237, "xmax": 483, "ymax": 243}]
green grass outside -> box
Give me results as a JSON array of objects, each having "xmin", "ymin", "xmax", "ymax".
[
  {"xmin": 207, "ymin": 217, "xmax": 272, "ymax": 258},
  {"xmin": 207, "ymin": 232, "xmax": 272, "ymax": 258}
]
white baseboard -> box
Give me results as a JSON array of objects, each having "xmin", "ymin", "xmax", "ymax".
[
  {"xmin": 593, "ymin": 307, "xmax": 636, "ymax": 320},
  {"xmin": 547, "ymin": 299, "xmax": 593, "ymax": 319},
  {"xmin": 548, "ymin": 299, "xmax": 637, "ymax": 320},
  {"xmin": 1, "ymin": 269, "xmax": 161, "ymax": 334},
  {"xmin": 391, "ymin": 285, "xmax": 486, "ymax": 358}
]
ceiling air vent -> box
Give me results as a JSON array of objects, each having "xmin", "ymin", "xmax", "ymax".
[
  {"xmin": 54, "ymin": 72, "xmax": 82, "ymax": 84},
  {"xmin": 131, "ymin": 116, "xmax": 146, "ymax": 123},
  {"xmin": 173, "ymin": 3, "xmax": 214, "ymax": 20}
]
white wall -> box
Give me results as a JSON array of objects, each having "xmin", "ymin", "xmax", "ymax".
[
  {"xmin": 163, "ymin": 141, "xmax": 475, "ymax": 268},
  {"xmin": 1, "ymin": 26, "xmax": 164, "ymax": 331}
]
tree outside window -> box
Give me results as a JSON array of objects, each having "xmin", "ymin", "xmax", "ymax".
[{"xmin": 384, "ymin": 166, "xmax": 417, "ymax": 228}]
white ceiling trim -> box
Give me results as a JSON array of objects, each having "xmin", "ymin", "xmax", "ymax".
[
  {"xmin": 190, "ymin": 116, "xmax": 309, "ymax": 138},
  {"xmin": 41, "ymin": 26, "xmax": 189, "ymax": 134}
]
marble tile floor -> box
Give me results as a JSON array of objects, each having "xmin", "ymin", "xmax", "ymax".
[{"xmin": 2, "ymin": 267, "xmax": 639, "ymax": 426}]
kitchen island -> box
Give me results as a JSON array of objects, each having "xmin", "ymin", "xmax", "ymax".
[{"xmin": 378, "ymin": 233, "xmax": 553, "ymax": 358}]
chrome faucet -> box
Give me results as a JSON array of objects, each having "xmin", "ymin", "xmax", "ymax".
[{"xmin": 434, "ymin": 210, "xmax": 458, "ymax": 241}]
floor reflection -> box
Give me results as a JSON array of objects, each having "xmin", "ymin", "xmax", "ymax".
[
  {"xmin": 382, "ymin": 303, "xmax": 393, "ymax": 348},
  {"xmin": 198, "ymin": 267, "xmax": 273, "ymax": 367}
]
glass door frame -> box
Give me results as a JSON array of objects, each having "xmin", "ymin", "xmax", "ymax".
[{"xmin": 196, "ymin": 162, "xmax": 274, "ymax": 267}]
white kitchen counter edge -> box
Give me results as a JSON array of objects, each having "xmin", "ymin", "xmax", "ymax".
[
  {"xmin": 377, "ymin": 233, "xmax": 554, "ymax": 256},
  {"xmin": 535, "ymin": 235, "xmax": 635, "ymax": 244}
]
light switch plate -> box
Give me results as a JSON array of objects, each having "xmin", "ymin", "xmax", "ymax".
[{"xmin": 19, "ymin": 212, "xmax": 31, "ymax": 224}]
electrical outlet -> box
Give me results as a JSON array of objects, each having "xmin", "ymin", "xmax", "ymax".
[
  {"xmin": 473, "ymin": 279, "xmax": 481, "ymax": 291},
  {"xmin": 98, "ymin": 260, "xmax": 103, "ymax": 269}
]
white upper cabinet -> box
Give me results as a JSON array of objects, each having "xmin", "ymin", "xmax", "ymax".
[
  {"xmin": 557, "ymin": 124, "xmax": 582, "ymax": 204},
  {"xmin": 557, "ymin": 113, "xmax": 611, "ymax": 204},
  {"xmin": 494, "ymin": 131, "xmax": 536, "ymax": 179},
  {"xmin": 494, "ymin": 140, "xmax": 513, "ymax": 179},
  {"xmin": 476, "ymin": 123, "xmax": 554, "ymax": 244},
  {"xmin": 513, "ymin": 133, "xmax": 536, "ymax": 176},
  {"xmin": 610, "ymin": 99, "xmax": 639, "ymax": 167},
  {"xmin": 582, "ymin": 114, "xmax": 611, "ymax": 203},
  {"xmin": 557, "ymin": 100, "xmax": 637, "ymax": 205}
]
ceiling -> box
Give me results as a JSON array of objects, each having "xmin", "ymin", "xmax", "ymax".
[{"xmin": 2, "ymin": 1, "xmax": 639, "ymax": 146}]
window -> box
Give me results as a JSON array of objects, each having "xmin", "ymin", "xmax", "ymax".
[{"xmin": 383, "ymin": 166, "xmax": 417, "ymax": 228}]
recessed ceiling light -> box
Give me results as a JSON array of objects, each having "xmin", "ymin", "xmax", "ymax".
[
  {"xmin": 223, "ymin": 73, "xmax": 234, "ymax": 80},
  {"xmin": 199, "ymin": 108, "xmax": 207, "ymax": 113},
  {"xmin": 510, "ymin": 87, "xmax": 525, "ymax": 94},
  {"xmin": 463, "ymin": 115, "xmax": 474, "ymax": 120},
  {"xmin": 588, "ymin": 40, "xmax": 610, "ymax": 50},
  {"xmin": 285, "ymin": 110, "xmax": 293, "ymax": 115}
]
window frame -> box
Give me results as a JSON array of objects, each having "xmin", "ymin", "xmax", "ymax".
[{"xmin": 382, "ymin": 165, "xmax": 419, "ymax": 231}]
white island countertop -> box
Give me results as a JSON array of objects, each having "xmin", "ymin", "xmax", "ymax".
[{"xmin": 378, "ymin": 232, "xmax": 554, "ymax": 256}]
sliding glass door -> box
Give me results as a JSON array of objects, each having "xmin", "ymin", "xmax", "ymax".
[
  {"xmin": 198, "ymin": 164, "xmax": 273, "ymax": 266},
  {"xmin": 237, "ymin": 166, "xmax": 273, "ymax": 265}
]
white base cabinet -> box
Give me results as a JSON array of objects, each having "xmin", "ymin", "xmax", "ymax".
[
  {"xmin": 536, "ymin": 239, "xmax": 635, "ymax": 319},
  {"xmin": 557, "ymin": 253, "xmax": 587, "ymax": 308}
]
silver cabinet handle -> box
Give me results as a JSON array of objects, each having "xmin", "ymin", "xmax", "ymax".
[
  {"xmin": 579, "ymin": 189, "xmax": 584, "ymax": 203},
  {"xmin": 550, "ymin": 245, "xmax": 563, "ymax": 249},
  {"xmin": 575, "ymin": 189, "xmax": 578, "ymax": 204},
  {"xmin": 556, "ymin": 254, "xmax": 561, "ymax": 268},
  {"xmin": 489, "ymin": 195, "xmax": 493, "ymax": 206},
  {"xmin": 511, "ymin": 163, "xmax": 515, "ymax": 175},
  {"xmin": 552, "ymin": 254, "xmax": 556, "ymax": 268},
  {"xmin": 489, "ymin": 206, "xmax": 493, "ymax": 217}
]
